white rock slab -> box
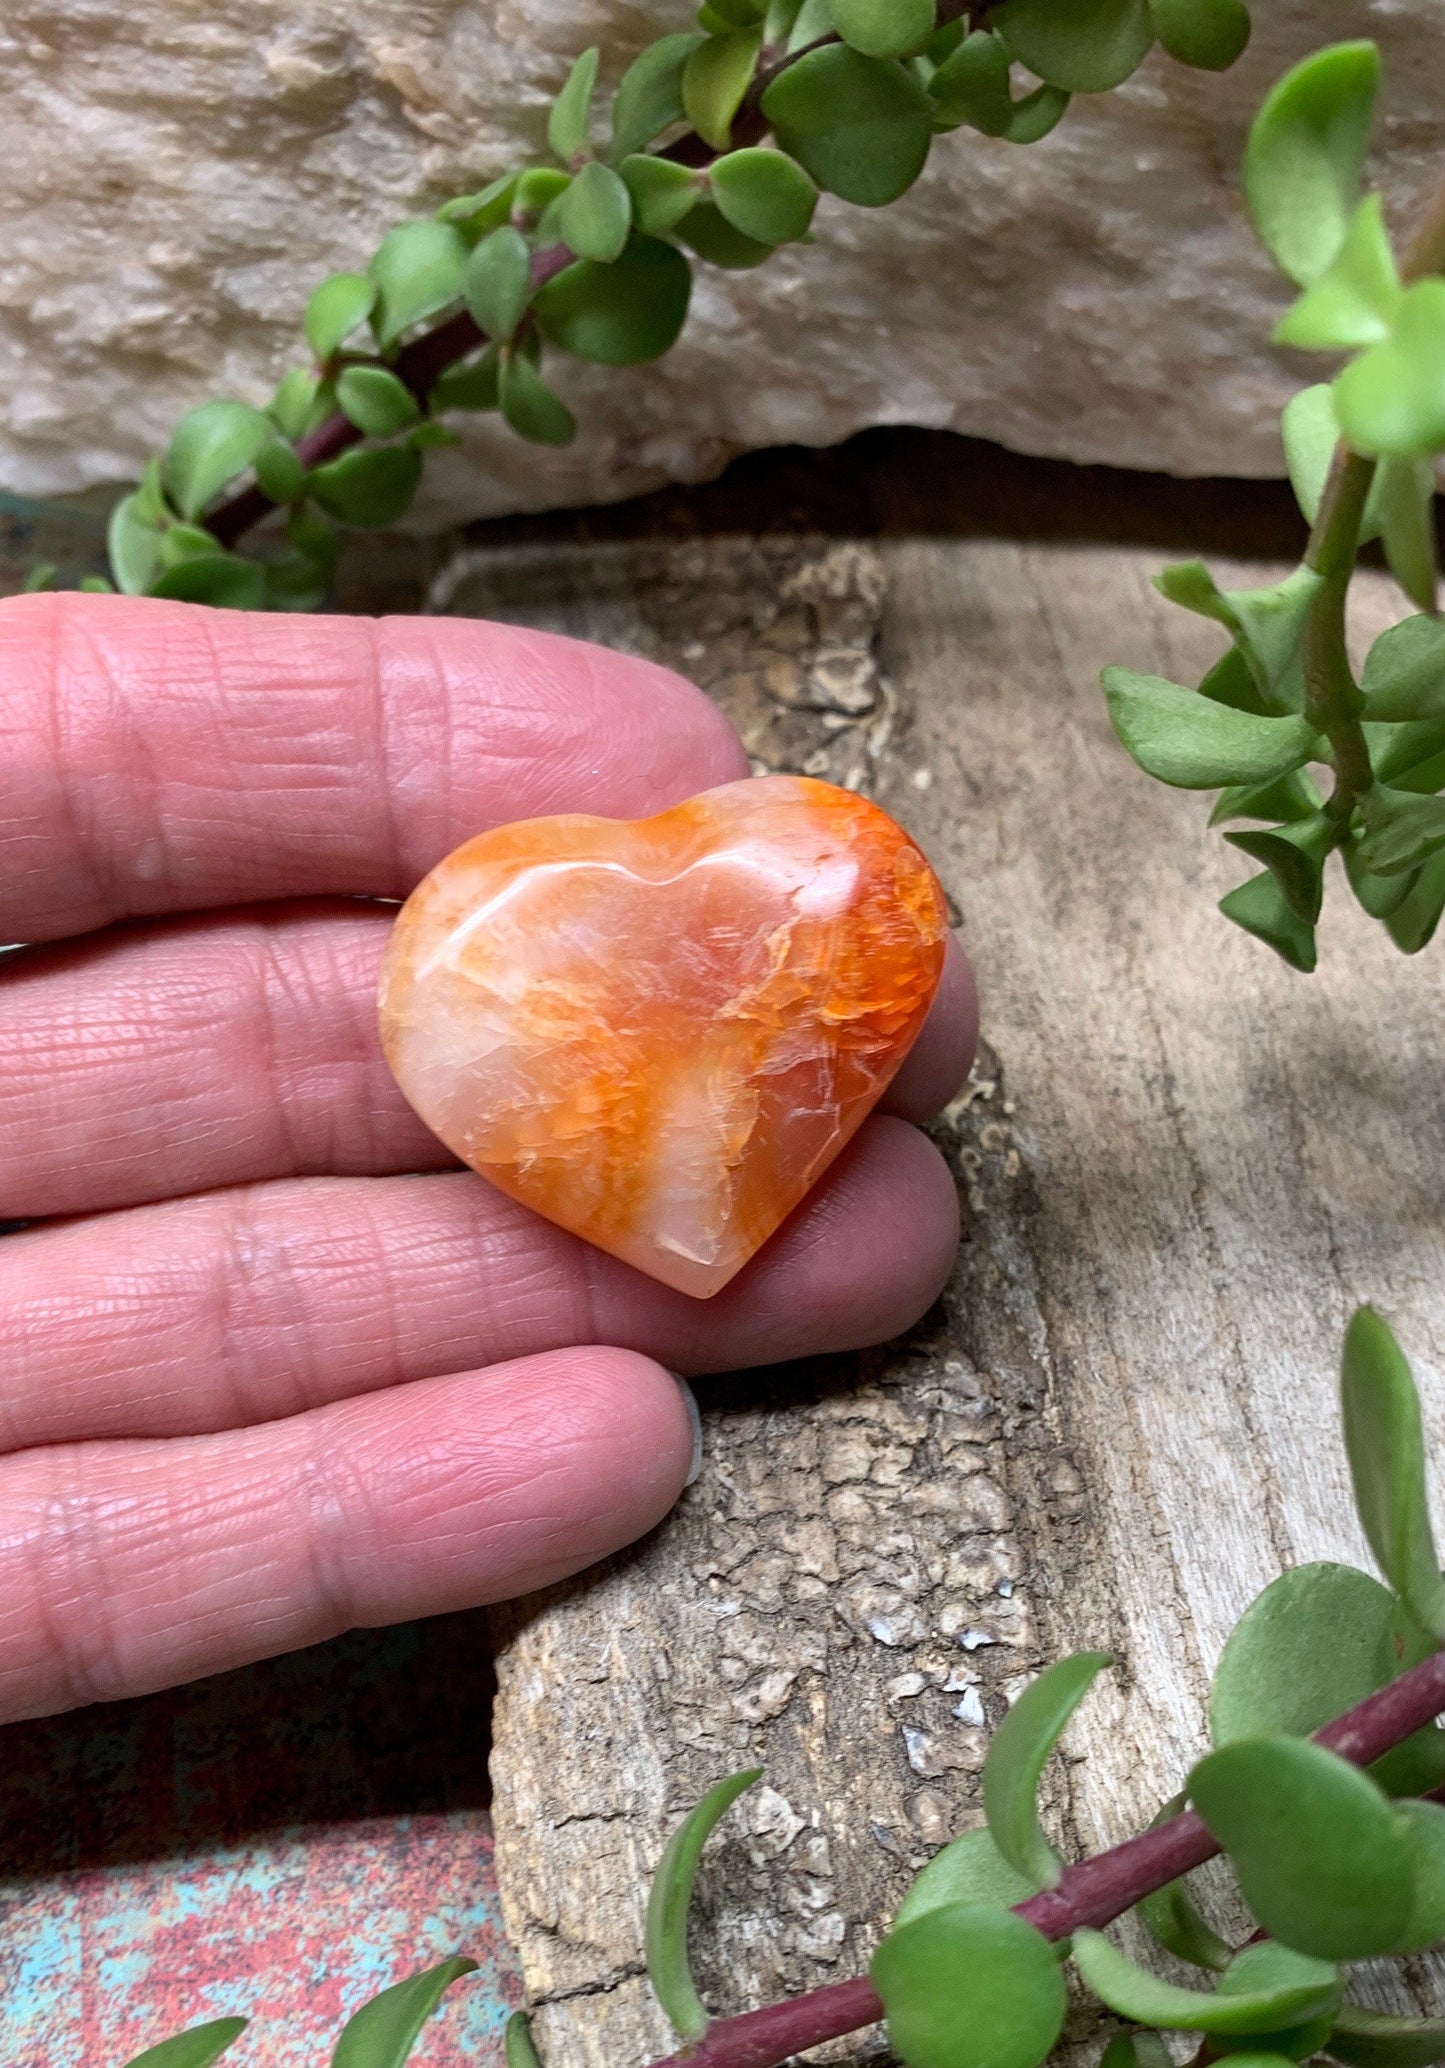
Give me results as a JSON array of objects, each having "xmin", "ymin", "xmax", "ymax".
[{"xmin": 0, "ymin": 0, "xmax": 1439, "ymax": 519}]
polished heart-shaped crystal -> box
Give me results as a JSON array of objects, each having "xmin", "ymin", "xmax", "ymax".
[{"xmin": 378, "ymin": 775, "xmax": 947, "ymax": 1297}]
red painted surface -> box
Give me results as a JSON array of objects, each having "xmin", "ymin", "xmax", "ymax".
[{"xmin": 0, "ymin": 1613, "xmax": 521, "ymax": 2064}]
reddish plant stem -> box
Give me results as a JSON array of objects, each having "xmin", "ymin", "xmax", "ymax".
[
  {"xmin": 649, "ymin": 1648, "xmax": 1445, "ymax": 2068},
  {"xmin": 206, "ymin": 0, "xmax": 978, "ymax": 551},
  {"xmin": 208, "ymin": 251, "xmax": 573, "ymax": 548}
]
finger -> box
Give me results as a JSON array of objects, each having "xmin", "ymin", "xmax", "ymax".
[
  {"xmin": 0, "ymin": 904, "xmax": 448, "ymax": 1221},
  {"xmin": 0, "ymin": 593, "xmax": 748, "ymax": 943},
  {"xmin": 881, "ymin": 933, "xmax": 978, "ymax": 1123},
  {"xmin": 0, "ymin": 1349, "xmax": 695, "ymax": 1722},
  {"xmin": 1, "ymin": 1117, "xmax": 958, "ymax": 1450},
  {"xmin": 1, "ymin": 911, "xmax": 973, "ymax": 1224}
]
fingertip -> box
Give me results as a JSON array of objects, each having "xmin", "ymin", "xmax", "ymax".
[
  {"xmin": 528, "ymin": 1346, "xmax": 700, "ymax": 1548},
  {"xmin": 328, "ymin": 1347, "xmax": 702, "ymax": 1615},
  {"xmin": 883, "ymin": 934, "xmax": 979, "ymax": 1123}
]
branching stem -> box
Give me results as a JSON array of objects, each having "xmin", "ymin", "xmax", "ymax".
[
  {"xmin": 207, "ymin": 0, "xmax": 977, "ymax": 551},
  {"xmin": 1302, "ymin": 443, "xmax": 1375, "ymax": 822},
  {"xmin": 1297, "ymin": 164, "xmax": 1445, "ymax": 831},
  {"xmin": 644, "ymin": 1646, "xmax": 1445, "ymax": 2068}
]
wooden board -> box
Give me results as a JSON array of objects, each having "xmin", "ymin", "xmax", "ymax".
[{"xmin": 459, "ymin": 521, "xmax": 1445, "ymax": 2064}]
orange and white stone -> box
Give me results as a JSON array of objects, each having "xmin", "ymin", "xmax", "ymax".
[{"xmin": 378, "ymin": 776, "xmax": 947, "ymax": 1298}]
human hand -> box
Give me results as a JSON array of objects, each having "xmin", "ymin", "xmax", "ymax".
[{"xmin": 0, "ymin": 593, "xmax": 976, "ymax": 1724}]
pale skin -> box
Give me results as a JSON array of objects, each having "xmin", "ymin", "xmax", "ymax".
[{"xmin": 0, "ymin": 592, "xmax": 977, "ymax": 1726}]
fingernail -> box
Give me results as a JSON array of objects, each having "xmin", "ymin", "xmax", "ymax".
[{"xmin": 670, "ymin": 1372, "xmax": 704, "ymax": 1486}]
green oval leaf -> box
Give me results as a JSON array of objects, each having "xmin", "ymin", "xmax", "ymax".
[
  {"xmin": 147, "ymin": 553, "xmax": 268, "ymax": 609},
  {"xmin": 1384, "ymin": 850, "xmax": 1445, "ymax": 954},
  {"xmin": 683, "ymin": 28, "xmax": 763, "ymax": 152},
  {"xmin": 262, "ymin": 552, "xmax": 329, "ymax": 613},
  {"xmin": 331, "ymin": 1956, "xmax": 477, "ymax": 2067},
  {"xmin": 992, "ymin": 0, "xmax": 1153, "ymax": 94},
  {"xmin": 646, "ymin": 1767, "xmax": 762, "ymax": 2040},
  {"xmin": 559, "ymin": 160, "xmax": 633, "ymax": 263},
  {"xmin": 833, "ymin": 0, "xmax": 936, "ymax": 60},
  {"xmin": 1375, "ymin": 457, "xmax": 1439, "ymax": 614},
  {"xmin": 1072, "ymin": 1932, "xmax": 1339, "ymax": 2035},
  {"xmin": 1330, "ymin": 2008, "xmax": 1445, "ymax": 2068},
  {"xmin": 124, "ymin": 2020, "xmax": 248, "ymax": 2068},
  {"xmin": 286, "ymin": 505, "xmax": 340, "ymax": 566},
  {"xmin": 621, "ymin": 155, "xmax": 702, "ymax": 234},
  {"xmin": 1210, "ymin": 769, "xmax": 1324, "ymax": 829},
  {"xmin": 305, "ymin": 273, "xmax": 378, "ymax": 361},
  {"xmin": 1211, "ymin": 1562, "xmax": 1418, "ymax": 1744},
  {"xmin": 761, "ymin": 45, "xmax": 933, "ymax": 207},
  {"xmin": 162, "ymin": 401, "xmax": 274, "ymax": 521},
  {"xmin": 1219, "ymin": 870, "xmax": 1317, "ymax": 971},
  {"xmin": 710, "ymin": 147, "xmax": 817, "ymax": 244},
  {"xmin": 464, "ymin": 226, "xmax": 533, "ymax": 342},
  {"xmin": 308, "ymin": 444, "xmax": 424, "ymax": 527},
  {"xmin": 1153, "ymin": 561, "xmax": 1322, "ymax": 713},
  {"xmin": 926, "ymin": 30, "xmax": 1066, "ymax": 142},
  {"xmin": 896, "ymin": 1826, "xmax": 1042, "ymax": 1928},
  {"xmin": 548, "ymin": 47, "xmax": 599, "ymax": 163},
  {"xmin": 107, "ymin": 491, "xmax": 162, "ymax": 596},
  {"xmin": 1335, "ymin": 279, "xmax": 1445, "ymax": 461},
  {"xmin": 271, "ymin": 367, "xmax": 328, "ymax": 442},
  {"xmin": 982, "ymin": 1651, "xmax": 1111, "ymax": 1890},
  {"xmin": 1244, "ymin": 41, "xmax": 1380, "ymax": 288},
  {"xmin": 1363, "ymin": 616, "xmax": 1445, "ymax": 721},
  {"xmin": 1102, "ymin": 669, "xmax": 1320, "ymax": 789},
  {"xmin": 928, "ymin": 29, "xmax": 1012, "ymax": 133},
  {"xmin": 534, "ymin": 236, "xmax": 692, "ymax": 363},
  {"xmin": 336, "ymin": 366, "xmax": 421, "ymax": 439},
  {"xmin": 610, "ymin": 33, "xmax": 707, "ymax": 160},
  {"xmin": 1357, "ymin": 786, "xmax": 1445, "ymax": 876},
  {"xmin": 786, "ymin": 0, "xmax": 836, "ymax": 52},
  {"xmin": 1391, "ymin": 1799, "xmax": 1445, "ymax": 1953},
  {"xmin": 1279, "ymin": 383, "xmax": 1388, "ymax": 542},
  {"xmin": 431, "ymin": 347, "xmax": 501, "ymax": 413},
  {"xmin": 680, "ymin": 199, "xmax": 775, "ymax": 267},
  {"xmin": 1003, "ymin": 84, "xmax": 1070, "ymax": 144},
  {"xmin": 515, "ymin": 168, "xmax": 571, "ymax": 220},
  {"xmin": 368, "ymin": 221, "xmax": 468, "ymax": 348},
  {"xmin": 437, "ymin": 173, "xmax": 518, "ymax": 235},
  {"xmin": 1215, "ymin": 2017, "xmax": 1339, "ymax": 2065},
  {"xmin": 504, "ymin": 2009, "xmax": 544, "ymax": 2068},
  {"xmin": 872, "ymin": 1904, "xmax": 1067, "ymax": 2068},
  {"xmin": 1150, "ymin": 0, "xmax": 1250, "ymax": 71},
  {"xmin": 1223, "ymin": 816, "xmax": 1330, "ymax": 926},
  {"xmin": 1274, "ymin": 195, "xmax": 1401, "ymax": 352},
  {"xmin": 253, "ymin": 438, "xmax": 308, "ymax": 504},
  {"xmin": 1342, "ymin": 1306, "xmax": 1445, "ymax": 1637},
  {"xmin": 1188, "ymin": 1735, "xmax": 1415, "ymax": 1959},
  {"xmin": 498, "ymin": 351, "xmax": 577, "ymax": 445},
  {"xmin": 1209, "ymin": 2058, "xmax": 1299, "ymax": 2068}
]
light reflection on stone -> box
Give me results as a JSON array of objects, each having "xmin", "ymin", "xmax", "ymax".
[{"xmin": 379, "ymin": 776, "xmax": 946, "ymax": 1297}]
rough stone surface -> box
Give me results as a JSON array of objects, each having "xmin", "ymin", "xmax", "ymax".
[{"xmin": 2, "ymin": 1, "xmax": 1442, "ymax": 519}]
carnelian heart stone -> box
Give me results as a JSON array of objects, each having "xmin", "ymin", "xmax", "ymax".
[{"xmin": 378, "ymin": 775, "xmax": 947, "ymax": 1298}]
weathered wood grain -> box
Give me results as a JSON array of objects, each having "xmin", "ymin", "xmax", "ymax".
[{"xmin": 451, "ymin": 522, "xmax": 1445, "ymax": 2065}]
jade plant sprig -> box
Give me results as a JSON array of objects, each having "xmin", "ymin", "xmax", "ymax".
[
  {"xmin": 487, "ymin": 1305, "xmax": 1445, "ymax": 2068},
  {"xmin": 1104, "ymin": 41, "xmax": 1445, "ymax": 970},
  {"xmin": 24, "ymin": 0, "xmax": 1252, "ymax": 612}
]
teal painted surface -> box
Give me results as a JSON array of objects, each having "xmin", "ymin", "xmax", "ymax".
[{"xmin": 0, "ymin": 1615, "xmax": 519, "ymax": 2065}]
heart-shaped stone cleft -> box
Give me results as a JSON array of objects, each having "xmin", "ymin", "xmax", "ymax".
[{"xmin": 378, "ymin": 775, "xmax": 947, "ymax": 1298}]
